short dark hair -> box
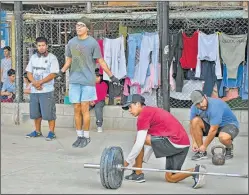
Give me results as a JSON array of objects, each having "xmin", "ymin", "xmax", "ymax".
[
  {"xmin": 7, "ymin": 69, "xmax": 15, "ymax": 76},
  {"xmin": 3, "ymin": 46, "xmax": 11, "ymax": 51},
  {"xmin": 36, "ymin": 37, "xmax": 48, "ymax": 45}
]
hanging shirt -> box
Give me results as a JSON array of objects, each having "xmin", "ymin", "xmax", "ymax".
[
  {"xmin": 103, "ymin": 36, "xmax": 127, "ymax": 81},
  {"xmin": 219, "ymin": 33, "xmax": 247, "ymax": 79},
  {"xmin": 195, "ymin": 32, "xmax": 222, "ymax": 79},
  {"xmin": 180, "ymin": 31, "xmax": 199, "ymax": 69}
]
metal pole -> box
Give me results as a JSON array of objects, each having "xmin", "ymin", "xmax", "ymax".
[
  {"xmin": 160, "ymin": 1, "xmax": 170, "ymax": 112},
  {"xmin": 83, "ymin": 163, "xmax": 248, "ymax": 178},
  {"xmin": 86, "ymin": 2, "xmax": 92, "ymax": 14},
  {"xmin": 14, "ymin": 1, "xmax": 23, "ymax": 125},
  {"xmin": 14, "ymin": 1, "xmax": 23, "ymax": 103}
]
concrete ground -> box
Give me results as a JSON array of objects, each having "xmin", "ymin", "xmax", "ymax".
[{"xmin": 1, "ymin": 125, "xmax": 248, "ymax": 194}]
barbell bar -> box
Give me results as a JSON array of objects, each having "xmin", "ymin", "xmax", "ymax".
[
  {"xmin": 84, "ymin": 146, "xmax": 248, "ymax": 190},
  {"xmin": 84, "ymin": 163, "xmax": 248, "ymax": 178}
]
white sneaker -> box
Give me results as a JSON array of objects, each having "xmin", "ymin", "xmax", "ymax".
[{"xmin": 97, "ymin": 127, "xmax": 103, "ymax": 133}]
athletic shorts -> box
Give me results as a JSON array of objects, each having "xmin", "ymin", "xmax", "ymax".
[
  {"xmin": 151, "ymin": 136, "xmax": 189, "ymax": 170},
  {"xmin": 69, "ymin": 84, "xmax": 97, "ymax": 103},
  {"xmin": 30, "ymin": 91, "xmax": 56, "ymax": 121},
  {"xmin": 202, "ymin": 119, "xmax": 239, "ymax": 140}
]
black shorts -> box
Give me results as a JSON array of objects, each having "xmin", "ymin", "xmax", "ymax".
[
  {"xmin": 202, "ymin": 119, "xmax": 239, "ymax": 140},
  {"xmin": 151, "ymin": 136, "xmax": 189, "ymax": 170}
]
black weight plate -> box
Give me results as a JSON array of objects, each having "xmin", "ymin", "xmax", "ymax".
[
  {"xmin": 106, "ymin": 146, "xmax": 124, "ymax": 189},
  {"xmin": 108, "ymin": 147, "xmax": 124, "ymax": 189},
  {"xmin": 100, "ymin": 147, "xmax": 110, "ymax": 189}
]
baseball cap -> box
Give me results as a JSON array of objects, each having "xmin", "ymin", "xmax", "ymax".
[
  {"xmin": 190, "ymin": 90, "xmax": 205, "ymax": 105},
  {"xmin": 77, "ymin": 17, "xmax": 91, "ymax": 29},
  {"xmin": 122, "ymin": 94, "xmax": 146, "ymax": 110}
]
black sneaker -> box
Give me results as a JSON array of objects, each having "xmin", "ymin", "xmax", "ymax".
[
  {"xmin": 125, "ymin": 171, "xmax": 146, "ymax": 183},
  {"xmin": 72, "ymin": 137, "xmax": 83, "ymax": 148},
  {"xmin": 78, "ymin": 137, "xmax": 91, "ymax": 148},
  {"xmin": 191, "ymin": 151, "xmax": 208, "ymax": 161},
  {"xmin": 192, "ymin": 164, "xmax": 207, "ymax": 189},
  {"xmin": 225, "ymin": 144, "xmax": 234, "ymax": 160}
]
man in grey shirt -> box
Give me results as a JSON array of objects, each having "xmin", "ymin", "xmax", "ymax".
[
  {"xmin": 25, "ymin": 37, "xmax": 60, "ymax": 141},
  {"xmin": 59, "ymin": 17, "xmax": 119, "ymax": 148},
  {"xmin": 1, "ymin": 46, "xmax": 12, "ymax": 89}
]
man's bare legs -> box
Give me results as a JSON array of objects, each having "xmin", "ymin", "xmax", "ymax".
[
  {"xmin": 74, "ymin": 103, "xmax": 83, "ymax": 130},
  {"xmin": 81, "ymin": 101, "xmax": 90, "ymax": 138},
  {"xmin": 132, "ymin": 135, "xmax": 200, "ymax": 183},
  {"xmin": 34, "ymin": 117, "xmax": 42, "ymax": 132},
  {"xmin": 48, "ymin": 120, "xmax": 55, "ymax": 133}
]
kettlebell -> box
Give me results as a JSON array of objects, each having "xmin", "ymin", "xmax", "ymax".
[{"xmin": 211, "ymin": 145, "xmax": 226, "ymax": 166}]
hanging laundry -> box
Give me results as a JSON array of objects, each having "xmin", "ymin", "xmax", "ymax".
[
  {"xmin": 180, "ymin": 31, "xmax": 199, "ymax": 69},
  {"xmin": 219, "ymin": 33, "xmax": 247, "ymax": 79},
  {"xmin": 195, "ymin": 32, "xmax": 222, "ymax": 79},
  {"xmin": 240, "ymin": 62, "xmax": 248, "ymax": 100},
  {"xmin": 219, "ymin": 64, "xmax": 244, "ymax": 98},
  {"xmin": 169, "ymin": 32, "xmax": 184, "ymax": 92},
  {"xmin": 200, "ymin": 60, "xmax": 222, "ymax": 97},
  {"xmin": 135, "ymin": 32, "xmax": 159, "ymax": 86},
  {"xmin": 123, "ymin": 77, "xmax": 141, "ymax": 96},
  {"xmin": 141, "ymin": 63, "xmax": 160, "ymax": 94},
  {"xmin": 96, "ymin": 39, "xmax": 104, "ymax": 74},
  {"xmin": 127, "ymin": 33, "xmax": 143, "ymax": 79},
  {"xmin": 103, "ymin": 35, "xmax": 127, "ymax": 81}
]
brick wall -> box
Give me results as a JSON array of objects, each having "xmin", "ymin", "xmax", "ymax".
[{"xmin": 1, "ymin": 103, "xmax": 248, "ymax": 135}]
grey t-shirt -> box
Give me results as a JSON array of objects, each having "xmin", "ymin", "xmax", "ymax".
[{"xmin": 65, "ymin": 36, "xmax": 102, "ymax": 86}]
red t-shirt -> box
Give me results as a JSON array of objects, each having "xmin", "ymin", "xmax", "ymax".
[
  {"xmin": 137, "ymin": 106, "xmax": 190, "ymax": 146},
  {"xmin": 180, "ymin": 31, "xmax": 199, "ymax": 69}
]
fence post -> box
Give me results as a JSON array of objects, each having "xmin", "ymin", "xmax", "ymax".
[
  {"xmin": 14, "ymin": 1, "xmax": 23, "ymax": 125},
  {"xmin": 159, "ymin": 1, "xmax": 170, "ymax": 112}
]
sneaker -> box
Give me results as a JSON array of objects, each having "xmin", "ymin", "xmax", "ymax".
[
  {"xmin": 192, "ymin": 164, "xmax": 207, "ymax": 189},
  {"xmin": 97, "ymin": 127, "xmax": 103, "ymax": 133},
  {"xmin": 78, "ymin": 137, "xmax": 91, "ymax": 148},
  {"xmin": 26, "ymin": 131, "xmax": 42, "ymax": 138},
  {"xmin": 72, "ymin": 137, "xmax": 83, "ymax": 148},
  {"xmin": 225, "ymin": 144, "xmax": 234, "ymax": 160},
  {"xmin": 125, "ymin": 171, "xmax": 146, "ymax": 183},
  {"xmin": 45, "ymin": 131, "xmax": 56, "ymax": 141},
  {"xmin": 191, "ymin": 151, "xmax": 208, "ymax": 161}
]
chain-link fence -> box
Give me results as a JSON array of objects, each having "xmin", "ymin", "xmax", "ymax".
[{"xmin": 1, "ymin": 2, "xmax": 248, "ymax": 111}]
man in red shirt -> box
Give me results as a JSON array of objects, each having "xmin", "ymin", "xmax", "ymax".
[{"xmin": 122, "ymin": 94, "xmax": 206, "ymax": 189}]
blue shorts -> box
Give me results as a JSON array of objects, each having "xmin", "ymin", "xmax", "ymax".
[{"xmin": 69, "ymin": 84, "xmax": 97, "ymax": 103}]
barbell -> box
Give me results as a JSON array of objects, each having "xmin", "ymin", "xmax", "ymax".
[{"xmin": 84, "ymin": 146, "xmax": 248, "ymax": 190}]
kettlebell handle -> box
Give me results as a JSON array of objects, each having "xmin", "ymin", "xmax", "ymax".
[{"xmin": 211, "ymin": 145, "xmax": 226, "ymax": 155}]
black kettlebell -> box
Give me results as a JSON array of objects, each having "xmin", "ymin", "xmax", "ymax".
[{"xmin": 211, "ymin": 145, "xmax": 226, "ymax": 166}]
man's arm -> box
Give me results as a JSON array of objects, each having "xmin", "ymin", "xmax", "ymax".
[
  {"xmin": 97, "ymin": 58, "xmax": 113, "ymax": 78},
  {"xmin": 203, "ymin": 125, "xmax": 219, "ymax": 147},
  {"xmin": 27, "ymin": 72, "xmax": 36, "ymax": 84},
  {"xmin": 39, "ymin": 73, "xmax": 57, "ymax": 85},
  {"xmin": 61, "ymin": 57, "xmax": 72, "ymax": 73},
  {"xmin": 1, "ymin": 83, "xmax": 10, "ymax": 96},
  {"xmin": 189, "ymin": 106, "xmax": 197, "ymax": 144},
  {"xmin": 125, "ymin": 130, "xmax": 148, "ymax": 166}
]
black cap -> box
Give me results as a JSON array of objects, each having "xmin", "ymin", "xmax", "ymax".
[{"xmin": 122, "ymin": 94, "xmax": 146, "ymax": 110}]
